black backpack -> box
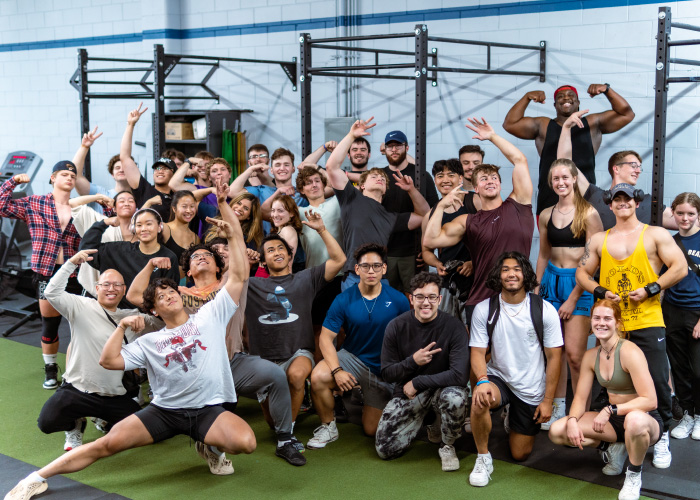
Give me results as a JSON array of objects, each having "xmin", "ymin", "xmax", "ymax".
[{"xmin": 485, "ymin": 293, "xmax": 546, "ymax": 366}]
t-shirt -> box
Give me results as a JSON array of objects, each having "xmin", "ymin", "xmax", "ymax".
[
  {"xmin": 470, "ymin": 294, "xmax": 563, "ymax": 405},
  {"xmin": 663, "ymin": 231, "xmax": 700, "ymax": 309},
  {"xmin": 585, "ymin": 184, "xmax": 652, "ymax": 231},
  {"xmin": 299, "ymin": 197, "xmax": 343, "ymax": 270},
  {"xmin": 122, "ymin": 289, "xmax": 238, "ymax": 409},
  {"xmin": 132, "ymin": 174, "xmax": 173, "ymax": 222},
  {"xmin": 335, "ymin": 182, "xmax": 411, "ymax": 273},
  {"xmin": 464, "ymin": 198, "xmax": 535, "ymax": 306},
  {"xmin": 381, "ymin": 163, "xmax": 439, "ymax": 257},
  {"xmin": 245, "ymin": 264, "xmax": 327, "ymax": 361},
  {"xmin": 323, "ymin": 284, "xmax": 410, "ymax": 375},
  {"xmin": 246, "ymin": 184, "xmax": 309, "ymax": 234}
]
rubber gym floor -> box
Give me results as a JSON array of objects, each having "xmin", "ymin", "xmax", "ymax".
[{"xmin": 0, "ymin": 302, "xmax": 697, "ymax": 500}]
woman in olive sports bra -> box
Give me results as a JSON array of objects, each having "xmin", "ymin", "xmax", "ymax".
[{"xmin": 548, "ymin": 300, "xmax": 663, "ymax": 500}]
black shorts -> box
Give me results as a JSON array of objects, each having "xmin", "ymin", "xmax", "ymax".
[
  {"xmin": 608, "ymin": 410, "xmax": 663, "ymax": 444},
  {"xmin": 34, "ymin": 265, "xmax": 84, "ymax": 301},
  {"xmin": 311, "ymin": 275, "xmax": 343, "ymax": 325},
  {"xmin": 135, "ymin": 403, "xmax": 235, "ymax": 443},
  {"xmin": 489, "ymin": 376, "xmax": 541, "ymax": 436}
]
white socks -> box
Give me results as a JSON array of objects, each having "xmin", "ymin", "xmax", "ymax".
[
  {"xmin": 42, "ymin": 354, "xmax": 57, "ymax": 365},
  {"xmin": 28, "ymin": 472, "xmax": 45, "ymax": 483}
]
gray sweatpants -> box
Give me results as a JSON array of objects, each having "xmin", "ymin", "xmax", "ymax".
[
  {"xmin": 230, "ymin": 352, "xmax": 293, "ymax": 441},
  {"xmin": 375, "ymin": 386, "xmax": 467, "ymax": 459}
]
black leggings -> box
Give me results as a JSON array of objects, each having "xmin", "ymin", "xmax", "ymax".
[{"xmin": 663, "ymin": 302, "xmax": 700, "ymax": 415}]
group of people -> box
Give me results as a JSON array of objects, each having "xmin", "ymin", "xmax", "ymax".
[{"xmin": 1, "ymin": 83, "xmax": 699, "ymax": 500}]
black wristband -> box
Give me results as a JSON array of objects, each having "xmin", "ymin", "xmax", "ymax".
[
  {"xmin": 331, "ymin": 367, "xmax": 342, "ymax": 377},
  {"xmin": 594, "ymin": 286, "xmax": 609, "ymax": 301},
  {"xmin": 644, "ymin": 281, "xmax": 661, "ymax": 297},
  {"xmin": 603, "ymin": 83, "xmax": 610, "ymax": 94},
  {"xmin": 608, "ymin": 404, "xmax": 618, "ymax": 416}
]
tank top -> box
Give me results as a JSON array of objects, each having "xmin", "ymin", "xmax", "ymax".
[
  {"xmin": 600, "ymin": 226, "xmax": 665, "ymax": 329},
  {"xmin": 594, "ymin": 339, "xmax": 636, "ymax": 395},
  {"xmin": 537, "ymin": 117, "xmax": 596, "ymax": 214},
  {"xmin": 547, "ymin": 216, "xmax": 586, "ymax": 248},
  {"xmin": 164, "ymin": 236, "xmax": 187, "ymax": 264}
]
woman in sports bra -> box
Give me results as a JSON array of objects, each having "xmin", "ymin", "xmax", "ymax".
[
  {"xmin": 162, "ymin": 190, "xmax": 200, "ymax": 278},
  {"xmin": 549, "ymin": 299, "xmax": 662, "ymax": 500},
  {"xmin": 536, "ymin": 158, "xmax": 603, "ymax": 429}
]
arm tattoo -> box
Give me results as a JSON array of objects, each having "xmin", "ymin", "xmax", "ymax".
[{"xmin": 579, "ymin": 241, "xmax": 591, "ymax": 267}]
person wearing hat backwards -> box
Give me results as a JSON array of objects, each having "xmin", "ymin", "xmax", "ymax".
[
  {"xmin": 0, "ymin": 159, "xmax": 85, "ymax": 389},
  {"xmin": 503, "ymin": 84, "xmax": 635, "ymax": 216},
  {"xmin": 576, "ymin": 182, "xmax": 686, "ymax": 471}
]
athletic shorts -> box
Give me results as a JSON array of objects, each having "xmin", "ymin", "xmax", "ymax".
[
  {"xmin": 276, "ymin": 349, "xmax": 315, "ymax": 373},
  {"xmin": 135, "ymin": 403, "xmax": 233, "ymax": 443},
  {"xmin": 539, "ymin": 262, "xmax": 593, "ymax": 316},
  {"xmin": 608, "ymin": 410, "xmax": 663, "ymax": 444},
  {"xmin": 489, "ymin": 376, "xmax": 541, "ymax": 436},
  {"xmin": 34, "ymin": 265, "xmax": 85, "ymax": 301},
  {"xmin": 337, "ymin": 349, "xmax": 392, "ymax": 410}
]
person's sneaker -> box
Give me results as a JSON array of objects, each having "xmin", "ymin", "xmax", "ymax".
[
  {"xmin": 90, "ymin": 417, "xmax": 109, "ymax": 434},
  {"xmin": 541, "ymin": 400, "xmax": 566, "ymax": 431},
  {"xmin": 469, "ymin": 455, "xmax": 493, "ymax": 487},
  {"xmin": 307, "ymin": 421, "xmax": 339, "ymax": 449},
  {"xmin": 350, "ymin": 386, "xmax": 364, "ymax": 406},
  {"xmin": 438, "ymin": 444, "xmax": 459, "ymax": 471},
  {"xmin": 671, "ymin": 395, "xmax": 684, "ymax": 421},
  {"xmin": 290, "ymin": 436, "xmax": 305, "ymax": 453},
  {"xmin": 195, "ymin": 441, "xmax": 234, "ymax": 475},
  {"xmin": 652, "ymin": 431, "xmax": 672, "ymax": 468},
  {"xmin": 692, "ymin": 415, "xmax": 700, "ymax": 440},
  {"xmin": 43, "ymin": 363, "xmax": 59, "ymax": 390},
  {"xmin": 334, "ymin": 394, "xmax": 349, "ymax": 423},
  {"xmin": 502, "ymin": 404, "xmax": 510, "ymax": 435},
  {"xmin": 4, "ymin": 477, "xmax": 48, "ymax": 500},
  {"xmin": 600, "ymin": 442, "xmax": 628, "ymax": 475},
  {"xmin": 64, "ymin": 417, "xmax": 86, "ymax": 451},
  {"xmin": 618, "ymin": 469, "xmax": 642, "ymax": 500},
  {"xmin": 426, "ymin": 413, "xmax": 442, "ymax": 444},
  {"xmin": 276, "ymin": 441, "xmax": 307, "ymax": 466},
  {"xmin": 299, "ymin": 379, "xmax": 313, "ymax": 413},
  {"xmin": 671, "ymin": 412, "xmax": 694, "ymax": 439}
]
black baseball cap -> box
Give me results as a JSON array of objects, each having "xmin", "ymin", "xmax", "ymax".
[{"xmin": 152, "ymin": 158, "xmax": 177, "ymax": 172}]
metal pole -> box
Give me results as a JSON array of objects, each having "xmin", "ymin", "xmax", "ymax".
[
  {"xmin": 539, "ymin": 41, "xmax": 547, "ymax": 82},
  {"xmin": 652, "ymin": 7, "xmax": 671, "ymax": 226},
  {"xmin": 77, "ymin": 48, "xmax": 91, "ymax": 180},
  {"xmin": 414, "ymin": 24, "xmax": 428, "ymax": 198},
  {"xmin": 299, "ymin": 33, "xmax": 313, "ymax": 158},
  {"xmin": 153, "ymin": 44, "xmax": 166, "ymax": 162}
]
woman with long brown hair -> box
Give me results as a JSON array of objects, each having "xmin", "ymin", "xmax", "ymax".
[{"xmin": 269, "ymin": 193, "xmax": 305, "ymax": 274}]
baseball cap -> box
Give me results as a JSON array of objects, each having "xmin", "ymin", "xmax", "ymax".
[
  {"xmin": 384, "ymin": 130, "xmax": 408, "ymax": 145},
  {"xmin": 609, "ymin": 183, "xmax": 636, "ymax": 199},
  {"xmin": 151, "ymin": 158, "xmax": 176, "ymax": 172},
  {"xmin": 52, "ymin": 160, "xmax": 77, "ymax": 174}
]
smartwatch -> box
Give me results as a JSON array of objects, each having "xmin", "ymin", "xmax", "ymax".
[
  {"xmin": 603, "ymin": 83, "xmax": 610, "ymax": 94},
  {"xmin": 644, "ymin": 282, "xmax": 661, "ymax": 297}
]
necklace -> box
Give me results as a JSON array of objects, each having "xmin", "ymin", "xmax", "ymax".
[
  {"xmin": 600, "ymin": 338, "xmax": 619, "ymax": 360},
  {"xmin": 499, "ymin": 295, "xmax": 527, "ymax": 317},
  {"xmin": 362, "ymin": 295, "xmax": 379, "ymax": 319},
  {"xmin": 555, "ymin": 203, "xmax": 574, "ymax": 216},
  {"xmin": 612, "ymin": 222, "xmax": 642, "ymax": 237}
]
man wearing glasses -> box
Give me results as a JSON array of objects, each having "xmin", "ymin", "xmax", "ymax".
[
  {"xmin": 39, "ymin": 249, "xmax": 160, "ymax": 452},
  {"xmin": 375, "ymin": 272, "xmax": 469, "ymax": 473},
  {"xmin": 306, "ymin": 244, "xmax": 409, "ymax": 449}
]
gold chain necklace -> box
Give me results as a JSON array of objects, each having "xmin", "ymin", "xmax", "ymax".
[{"xmin": 499, "ymin": 295, "xmax": 527, "ymax": 317}]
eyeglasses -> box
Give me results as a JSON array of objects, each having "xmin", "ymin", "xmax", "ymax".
[
  {"xmin": 357, "ymin": 263, "xmax": 384, "ymax": 272},
  {"xmin": 190, "ymin": 251, "xmax": 214, "ymax": 262},
  {"xmin": 616, "ymin": 162, "xmax": 643, "ymax": 172},
  {"xmin": 385, "ymin": 144, "xmax": 406, "ymax": 151},
  {"xmin": 412, "ymin": 294, "xmax": 440, "ymax": 303},
  {"xmin": 96, "ymin": 282, "xmax": 125, "ymax": 289},
  {"xmin": 154, "ymin": 166, "xmax": 171, "ymax": 172},
  {"xmin": 248, "ymin": 154, "xmax": 269, "ymax": 160}
]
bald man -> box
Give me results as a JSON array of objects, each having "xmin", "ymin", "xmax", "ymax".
[{"xmin": 39, "ymin": 250, "xmax": 161, "ymax": 452}]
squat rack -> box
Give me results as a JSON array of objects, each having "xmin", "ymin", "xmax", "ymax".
[
  {"xmin": 299, "ymin": 24, "xmax": 546, "ymax": 194},
  {"xmin": 70, "ymin": 43, "xmax": 297, "ymax": 178},
  {"xmin": 652, "ymin": 6, "xmax": 700, "ymax": 225}
]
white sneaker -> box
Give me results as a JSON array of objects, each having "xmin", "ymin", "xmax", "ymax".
[
  {"xmin": 618, "ymin": 469, "xmax": 642, "ymax": 500},
  {"xmin": 195, "ymin": 441, "xmax": 234, "ymax": 475},
  {"xmin": 540, "ymin": 399, "xmax": 566, "ymax": 431},
  {"xmin": 463, "ymin": 417, "xmax": 472, "ymax": 434},
  {"xmin": 692, "ymin": 415, "xmax": 700, "ymax": 441},
  {"xmin": 307, "ymin": 421, "xmax": 339, "ymax": 449},
  {"xmin": 469, "ymin": 454, "xmax": 493, "ymax": 487},
  {"xmin": 671, "ymin": 412, "xmax": 694, "ymax": 439},
  {"xmin": 64, "ymin": 417, "xmax": 86, "ymax": 451},
  {"xmin": 503, "ymin": 404, "xmax": 510, "ymax": 435},
  {"xmin": 438, "ymin": 444, "xmax": 459, "ymax": 471},
  {"xmin": 652, "ymin": 431, "xmax": 672, "ymax": 468},
  {"xmin": 4, "ymin": 477, "xmax": 48, "ymax": 500},
  {"xmin": 600, "ymin": 442, "xmax": 628, "ymax": 475}
]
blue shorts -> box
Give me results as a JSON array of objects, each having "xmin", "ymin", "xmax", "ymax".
[{"xmin": 539, "ymin": 262, "xmax": 593, "ymax": 316}]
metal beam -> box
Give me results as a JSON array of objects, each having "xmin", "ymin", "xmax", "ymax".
[
  {"xmin": 652, "ymin": 6, "xmax": 671, "ymax": 226},
  {"xmin": 415, "ymin": 24, "xmax": 428, "ymax": 198},
  {"xmin": 310, "ymin": 71, "xmax": 418, "ymax": 80},
  {"xmin": 300, "ymin": 33, "xmax": 313, "ymax": 158},
  {"xmin": 309, "ymin": 32, "xmax": 415, "ymax": 43},
  {"xmin": 153, "ymin": 44, "xmax": 166, "ymax": 162},
  {"xmin": 427, "ymin": 36, "xmax": 542, "ymax": 51},
  {"xmin": 77, "ymin": 48, "xmax": 91, "ymax": 180},
  {"xmin": 670, "ymin": 22, "xmax": 700, "ymax": 33},
  {"xmin": 309, "ymin": 63, "xmax": 414, "ymax": 72},
  {"xmin": 669, "ymin": 58, "xmax": 700, "ymax": 67},
  {"xmin": 311, "ymin": 43, "xmax": 414, "ymax": 56}
]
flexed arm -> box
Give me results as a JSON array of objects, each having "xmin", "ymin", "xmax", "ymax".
[
  {"xmin": 326, "ymin": 117, "xmax": 376, "ymax": 190},
  {"xmin": 73, "ymin": 126, "xmax": 104, "ymax": 195},
  {"xmin": 585, "ymin": 84, "xmax": 635, "ymax": 135},
  {"xmin": 502, "ymin": 91, "xmax": 547, "ymax": 140},
  {"xmin": 120, "ymin": 103, "xmax": 149, "ymax": 189}
]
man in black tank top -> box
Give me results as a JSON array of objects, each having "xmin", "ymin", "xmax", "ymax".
[{"xmin": 503, "ymin": 84, "xmax": 635, "ymax": 215}]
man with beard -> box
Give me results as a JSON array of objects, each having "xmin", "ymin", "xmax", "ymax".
[
  {"xmin": 344, "ymin": 137, "xmax": 372, "ymax": 187},
  {"xmin": 381, "ymin": 130, "xmax": 439, "ymax": 293},
  {"xmin": 502, "ymin": 84, "xmax": 634, "ymax": 215},
  {"xmin": 458, "ymin": 145, "xmax": 484, "ymax": 212}
]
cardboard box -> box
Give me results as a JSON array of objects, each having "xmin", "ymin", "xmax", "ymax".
[{"xmin": 165, "ymin": 122, "xmax": 194, "ymax": 140}]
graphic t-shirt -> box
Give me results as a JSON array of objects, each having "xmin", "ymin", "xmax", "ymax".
[{"xmin": 121, "ymin": 290, "xmax": 238, "ymax": 409}]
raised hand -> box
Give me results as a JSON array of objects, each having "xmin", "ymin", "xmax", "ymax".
[
  {"xmin": 563, "ymin": 109, "xmax": 589, "ymax": 130},
  {"xmin": 120, "ymin": 315, "xmax": 145, "ymax": 334},
  {"xmin": 350, "ymin": 116, "xmax": 376, "ymax": 138},
  {"xmin": 324, "ymin": 140, "xmax": 338, "ymax": 152},
  {"xmin": 69, "ymin": 249, "xmax": 97, "ymax": 265},
  {"xmin": 393, "ymin": 172, "xmax": 415, "ymax": 192},
  {"xmin": 437, "ymin": 183, "xmax": 465, "ymax": 211},
  {"xmin": 13, "ymin": 174, "xmax": 30, "ymax": 184},
  {"xmin": 127, "ymin": 102, "xmax": 148, "ymax": 126},
  {"xmin": 526, "ymin": 90, "xmax": 546, "ymax": 103},
  {"xmin": 302, "ymin": 209, "xmax": 326, "ymax": 233},
  {"xmin": 143, "ymin": 195, "xmax": 162, "ymax": 208},
  {"xmin": 412, "ymin": 341, "xmax": 442, "ymax": 366},
  {"xmin": 466, "ymin": 118, "xmax": 495, "ymax": 141},
  {"xmin": 95, "ymin": 194, "xmax": 114, "ymax": 209},
  {"xmin": 246, "ymin": 248, "xmax": 260, "ymax": 264},
  {"xmin": 149, "ymin": 257, "xmax": 172, "ymax": 270},
  {"xmin": 206, "ymin": 217, "xmax": 234, "ymax": 239},
  {"xmin": 82, "ymin": 126, "xmax": 104, "ymax": 148},
  {"xmin": 587, "ymin": 84, "xmax": 608, "ymax": 97},
  {"xmin": 214, "ymin": 178, "xmax": 229, "ymax": 204}
]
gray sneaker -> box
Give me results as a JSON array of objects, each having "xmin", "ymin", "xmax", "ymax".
[
  {"xmin": 652, "ymin": 431, "xmax": 672, "ymax": 469},
  {"xmin": 601, "ymin": 442, "xmax": 627, "ymax": 475},
  {"xmin": 307, "ymin": 421, "xmax": 339, "ymax": 449},
  {"xmin": 64, "ymin": 417, "xmax": 86, "ymax": 451},
  {"xmin": 671, "ymin": 412, "xmax": 694, "ymax": 439},
  {"xmin": 438, "ymin": 444, "xmax": 459, "ymax": 471}
]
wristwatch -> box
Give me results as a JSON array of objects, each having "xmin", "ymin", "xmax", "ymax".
[
  {"xmin": 644, "ymin": 282, "xmax": 661, "ymax": 297},
  {"xmin": 602, "ymin": 83, "xmax": 610, "ymax": 95}
]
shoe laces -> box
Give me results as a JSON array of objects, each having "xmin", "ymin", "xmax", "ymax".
[
  {"xmin": 313, "ymin": 424, "xmax": 332, "ymax": 439},
  {"xmin": 473, "ymin": 457, "xmax": 492, "ymax": 477},
  {"xmin": 622, "ymin": 470, "xmax": 641, "ymax": 490}
]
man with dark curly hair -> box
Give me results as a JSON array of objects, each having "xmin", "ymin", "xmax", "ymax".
[{"xmin": 468, "ymin": 251, "xmax": 563, "ymax": 487}]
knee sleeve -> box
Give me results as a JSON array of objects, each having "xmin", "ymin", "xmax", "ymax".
[{"xmin": 41, "ymin": 315, "xmax": 62, "ymax": 344}]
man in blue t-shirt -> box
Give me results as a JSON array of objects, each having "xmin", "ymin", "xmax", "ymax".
[{"xmin": 306, "ymin": 243, "xmax": 409, "ymax": 449}]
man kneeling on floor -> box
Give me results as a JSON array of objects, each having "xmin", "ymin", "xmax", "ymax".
[
  {"xmin": 468, "ymin": 251, "xmax": 563, "ymax": 487},
  {"xmin": 4, "ymin": 210, "xmax": 255, "ymax": 500},
  {"xmin": 374, "ymin": 272, "xmax": 469, "ymax": 472}
]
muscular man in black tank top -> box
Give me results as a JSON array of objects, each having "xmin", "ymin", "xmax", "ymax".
[{"xmin": 503, "ymin": 84, "xmax": 635, "ymax": 215}]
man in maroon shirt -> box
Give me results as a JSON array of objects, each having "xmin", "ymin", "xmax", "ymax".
[{"xmin": 423, "ymin": 118, "xmax": 535, "ymax": 328}]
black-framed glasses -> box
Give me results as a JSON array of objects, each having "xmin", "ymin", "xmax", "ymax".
[
  {"xmin": 248, "ymin": 154, "xmax": 269, "ymax": 160},
  {"xmin": 615, "ymin": 161, "xmax": 642, "ymax": 171},
  {"xmin": 190, "ymin": 251, "xmax": 214, "ymax": 262},
  {"xmin": 412, "ymin": 294, "xmax": 440, "ymax": 303},
  {"xmin": 385, "ymin": 143, "xmax": 406, "ymax": 151},
  {"xmin": 357, "ymin": 263, "xmax": 384, "ymax": 272},
  {"xmin": 96, "ymin": 282, "xmax": 125, "ymax": 289}
]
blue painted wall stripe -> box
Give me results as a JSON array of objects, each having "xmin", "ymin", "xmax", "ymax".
[{"xmin": 0, "ymin": 0, "xmax": 689, "ymax": 53}]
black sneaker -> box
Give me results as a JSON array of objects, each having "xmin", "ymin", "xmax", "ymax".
[
  {"xmin": 334, "ymin": 394, "xmax": 349, "ymax": 423},
  {"xmin": 290, "ymin": 436, "xmax": 305, "ymax": 453},
  {"xmin": 43, "ymin": 363, "xmax": 59, "ymax": 390},
  {"xmin": 299, "ymin": 379, "xmax": 313, "ymax": 413},
  {"xmin": 672, "ymin": 395, "xmax": 684, "ymax": 421},
  {"xmin": 276, "ymin": 441, "xmax": 307, "ymax": 466}
]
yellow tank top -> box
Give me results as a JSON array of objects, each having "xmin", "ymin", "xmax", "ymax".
[{"xmin": 600, "ymin": 225, "xmax": 665, "ymax": 330}]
